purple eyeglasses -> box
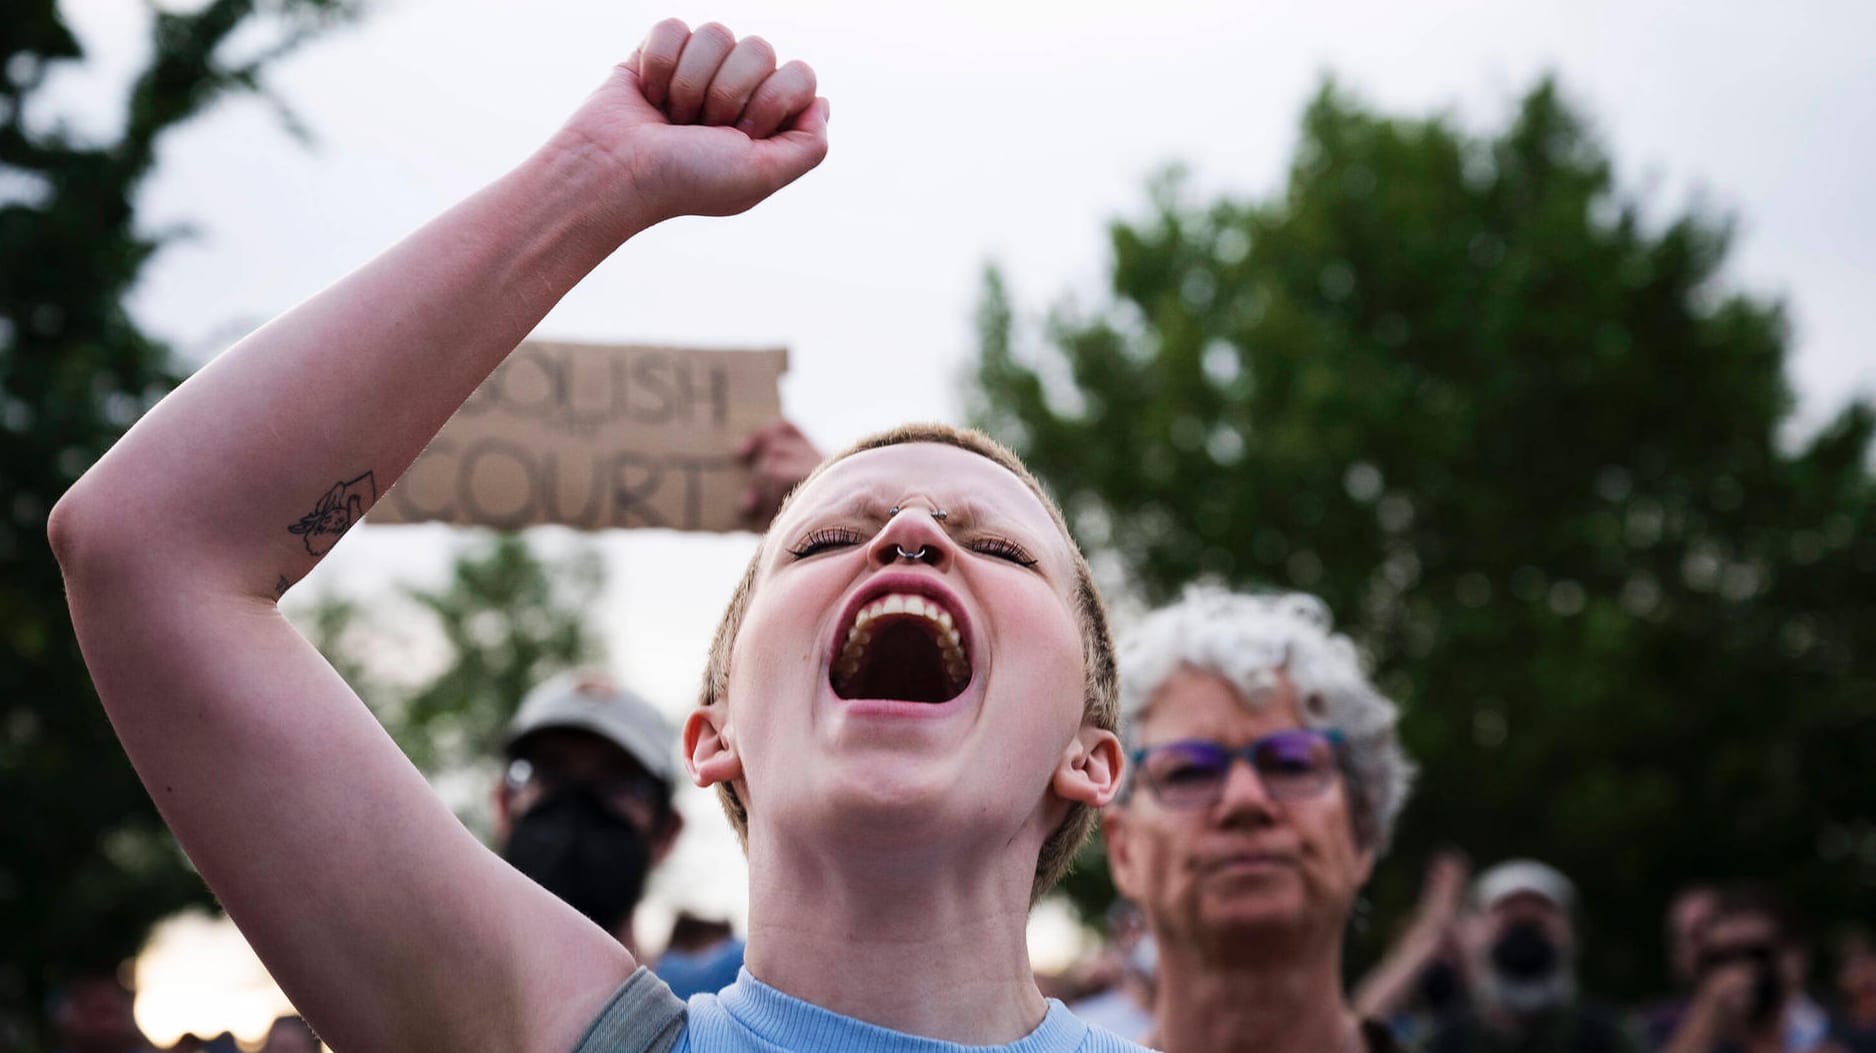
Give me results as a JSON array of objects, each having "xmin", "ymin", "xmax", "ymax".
[{"xmin": 1128, "ymin": 729, "xmax": 1346, "ymax": 810}]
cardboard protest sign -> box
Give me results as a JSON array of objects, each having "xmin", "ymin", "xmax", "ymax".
[{"xmin": 370, "ymin": 340, "xmax": 787, "ymax": 533}]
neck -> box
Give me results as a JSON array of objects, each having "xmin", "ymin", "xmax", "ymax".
[
  {"xmin": 1149, "ymin": 930, "xmax": 1355, "ymax": 1053},
  {"xmin": 742, "ymin": 825, "xmax": 1048, "ymax": 1044}
]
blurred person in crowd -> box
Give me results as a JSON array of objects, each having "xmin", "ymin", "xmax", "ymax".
[
  {"xmin": 495, "ymin": 670, "xmax": 686, "ymax": 962},
  {"xmin": 1639, "ymin": 884, "xmax": 1722, "ymax": 1049},
  {"xmin": 1065, "ymin": 901, "xmax": 1157, "ymax": 1042},
  {"xmin": 258, "ymin": 1015, "xmax": 320, "ymax": 1053},
  {"xmin": 1664, "ymin": 886, "xmax": 1843, "ymax": 1053},
  {"xmin": 653, "ymin": 912, "xmax": 746, "ymax": 1002},
  {"xmin": 1354, "ymin": 850, "xmax": 1475, "ymax": 1047},
  {"xmin": 48, "ymin": 972, "xmax": 154, "ymax": 1053},
  {"xmin": 1101, "ymin": 588, "xmax": 1417, "ymax": 1052},
  {"xmin": 1426, "ymin": 859, "xmax": 1640, "ymax": 1053},
  {"xmin": 51, "ymin": 16, "xmax": 1152, "ymax": 1051},
  {"xmin": 1831, "ymin": 930, "xmax": 1876, "ymax": 1053}
]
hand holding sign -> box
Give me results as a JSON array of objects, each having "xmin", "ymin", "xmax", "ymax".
[
  {"xmin": 372, "ymin": 342, "xmax": 791, "ymax": 533},
  {"xmin": 554, "ymin": 19, "xmax": 829, "ymax": 227},
  {"xmin": 738, "ymin": 419, "xmax": 824, "ymax": 527}
]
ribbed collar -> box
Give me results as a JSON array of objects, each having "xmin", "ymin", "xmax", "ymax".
[{"xmin": 715, "ymin": 968, "xmax": 1090, "ymax": 1052}]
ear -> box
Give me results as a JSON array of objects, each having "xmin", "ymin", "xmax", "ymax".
[
  {"xmin": 683, "ymin": 706, "xmax": 742, "ymax": 789},
  {"xmin": 1103, "ymin": 806, "xmax": 1144, "ymax": 901},
  {"xmin": 1354, "ymin": 844, "xmax": 1378, "ymax": 888},
  {"xmin": 650, "ymin": 809, "xmax": 685, "ymax": 865},
  {"xmin": 1052, "ymin": 725, "xmax": 1125, "ymax": 809}
]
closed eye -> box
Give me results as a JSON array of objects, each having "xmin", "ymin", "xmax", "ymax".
[
  {"xmin": 788, "ymin": 527, "xmax": 864, "ymax": 559},
  {"xmin": 969, "ymin": 536, "xmax": 1038, "ymax": 567}
]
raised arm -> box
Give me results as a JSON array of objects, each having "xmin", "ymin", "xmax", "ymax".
[
  {"xmin": 1351, "ymin": 850, "xmax": 1469, "ymax": 1021},
  {"xmin": 48, "ymin": 20, "xmax": 825, "ymax": 1053}
]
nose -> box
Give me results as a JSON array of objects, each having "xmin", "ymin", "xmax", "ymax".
[
  {"xmin": 1213, "ymin": 755, "xmax": 1279, "ymax": 826},
  {"xmin": 871, "ymin": 507, "xmax": 953, "ymax": 571}
]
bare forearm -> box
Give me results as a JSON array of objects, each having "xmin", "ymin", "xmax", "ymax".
[
  {"xmin": 53, "ymin": 140, "xmax": 644, "ymax": 590},
  {"xmin": 1351, "ymin": 924, "xmax": 1442, "ymax": 1020}
]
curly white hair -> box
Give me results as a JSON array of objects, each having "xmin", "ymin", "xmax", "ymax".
[{"xmin": 1116, "ymin": 586, "xmax": 1416, "ymax": 853}]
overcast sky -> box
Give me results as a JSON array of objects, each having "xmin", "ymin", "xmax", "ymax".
[
  {"xmin": 38, "ymin": 0, "xmax": 1875, "ymax": 1037},
  {"xmin": 47, "ymin": 0, "xmax": 1869, "ymax": 711}
]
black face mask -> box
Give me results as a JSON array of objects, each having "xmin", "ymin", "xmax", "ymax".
[
  {"xmin": 1418, "ymin": 960, "xmax": 1466, "ymax": 1013},
  {"xmin": 502, "ymin": 787, "xmax": 653, "ymax": 936},
  {"xmin": 1492, "ymin": 920, "xmax": 1561, "ymax": 982}
]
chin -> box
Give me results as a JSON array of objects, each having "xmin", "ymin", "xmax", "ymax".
[
  {"xmin": 809, "ymin": 752, "xmax": 970, "ymax": 832},
  {"xmin": 1198, "ymin": 888, "xmax": 1316, "ymax": 938}
]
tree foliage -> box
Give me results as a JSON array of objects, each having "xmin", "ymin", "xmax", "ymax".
[
  {"xmin": 1, "ymin": 0, "xmax": 357, "ymax": 1041},
  {"xmin": 298, "ymin": 532, "xmax": 608, "ymax": 782},
  {"xmin": 973, "ymin": 80, "xmax": 1876, "ymax": 995}
]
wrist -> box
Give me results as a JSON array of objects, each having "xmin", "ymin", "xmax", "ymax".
[
  {"xmin": 1403, "ymin": 916, "xmax": 1447, "ymax": 947},
  {"xmin": 526, "ymin": 131, "xmax": 664, "ymax": 244}
]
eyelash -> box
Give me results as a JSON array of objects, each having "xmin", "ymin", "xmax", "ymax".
[
  {"xmin": 784, "ymin": 528, "xmax": 1039, "ymax": 568},
  {"xmin": 969, "ymin": 536, "xmax": 1039, "ymax": 568},
  {"xmin": 788, "ymin": 528, "xmax": 863, "ymax": 558}
]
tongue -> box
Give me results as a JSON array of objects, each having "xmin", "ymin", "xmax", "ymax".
[{"xmin": 835, "ymin": 619, "xmax": 961, "ymax": 703}]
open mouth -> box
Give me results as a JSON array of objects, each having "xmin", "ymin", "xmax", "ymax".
[{"xmin": 831, "ymin": 592, "xmax": 972, "ymax": 703}]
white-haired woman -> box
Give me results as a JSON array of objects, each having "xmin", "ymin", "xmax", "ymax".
[{"xmin": 1102, "ymin": 588, "xmax": 1416, "ymax": 1053}]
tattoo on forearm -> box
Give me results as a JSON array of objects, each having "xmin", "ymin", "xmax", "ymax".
[{"xmin": 288, "ymin": 471, "xmax": 377, "ymax": 556}]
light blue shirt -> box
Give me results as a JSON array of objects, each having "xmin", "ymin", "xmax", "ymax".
[{"xmin": 572, "ymin": 967, "xmax": 1154, "ymax": 1053}]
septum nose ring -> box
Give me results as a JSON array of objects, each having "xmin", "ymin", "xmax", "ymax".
[{"xmin": 895, "ymin": 545, "xmax": 929, "ymax": 563}]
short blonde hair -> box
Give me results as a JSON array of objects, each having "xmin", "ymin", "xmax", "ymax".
[{"xmin": 699, "ymin": 423, "xmax": 1117, "ymax": 901}]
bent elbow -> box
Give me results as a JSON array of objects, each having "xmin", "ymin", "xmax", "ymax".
[
  {"xmin": 48, "ymin": 477, "xmax": 125, "ymax": 582},
  {"xmin": 47, "ymin": 484, "xmax": 92, "ymax": 572}
]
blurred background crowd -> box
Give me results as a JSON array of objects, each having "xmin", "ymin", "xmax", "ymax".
[
  {"xmin": 1046, "ymin": 858, "xmax": 1876, "ymax": 1053},
  {"xmin": 3, "ymin": 0, "xmax": 1871, "ymax": 1051}
]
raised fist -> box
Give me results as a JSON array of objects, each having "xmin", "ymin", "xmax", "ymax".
[{"xmin": 554, "ymin": 19, "xmax": 829, "ymax": 226}]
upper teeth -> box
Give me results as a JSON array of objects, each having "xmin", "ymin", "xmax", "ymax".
[{"xmin": 834, "ymin": 593, "xmax": 970, "ymax": 687}]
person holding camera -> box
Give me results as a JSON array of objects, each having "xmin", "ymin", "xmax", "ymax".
[
  {"xmin": 1427, "ymin": 860, "xmax": 1640, "ymax": 1053},
  {"xmin": 1663, "ymin": 886, "xmax": 1845, "ymax": 1053}
]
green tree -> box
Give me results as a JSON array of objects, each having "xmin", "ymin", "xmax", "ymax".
[
  {"xmin": 973, "ymin": 80, "xmax": 1876, "ymax": 996},
  {"xmin": 297, "ymin": 532, "xmax": 608, "ymax": 782},
  {"xmin": 1, "ymin": 0, "xmax": 357, "ymax": 1042}
]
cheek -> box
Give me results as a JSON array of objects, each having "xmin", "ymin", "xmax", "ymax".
[
  {"xmin": 989, "ymin": 580, "xmax": 1086, "ymax": 709},
  {"xmin": 729, "ymin": 573, "xmax": 836, "ymax": 699},
  {"xmin": 1302, "ymin": 797, "xmax": 1367, "ymax": 881},
  {"xmin": 717, "ymin": 594, "xmax": 813, "ymax": 778}
]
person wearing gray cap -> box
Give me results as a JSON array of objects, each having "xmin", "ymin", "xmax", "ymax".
[
  {"xmin": 1426, "ymin": 859, "xmax": 1641, "ymax": 1053},
  {"xmin": 495, "ymin": 669, "xmax": 684, "ymax": 960}
]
